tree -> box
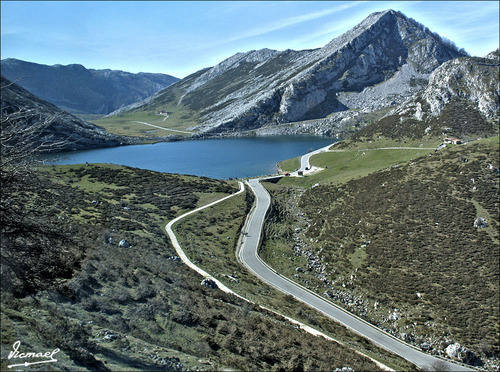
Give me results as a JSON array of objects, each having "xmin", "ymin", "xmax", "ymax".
[{"xmin": 1, "ymin": 105, "xmax": 81, "ymax": 296}]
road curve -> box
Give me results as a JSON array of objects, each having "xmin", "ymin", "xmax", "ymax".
[
  {"xmin": 298, "ymin": 143, "xmax": 333, "ymax": 172},
  {"xmin": 239, "ymin": 177, "xmax": 473, "ymax": 371},
  {"xmin": 165, "ymin": 181, "xmax": 246, "ymax": 296},
  {"xmin": 165, "ymin": 180, "xmax": 394, "ymax": 371},
  {"xmin": 134, "ymin": 121, "xmax": 193, "ymax": 134}
]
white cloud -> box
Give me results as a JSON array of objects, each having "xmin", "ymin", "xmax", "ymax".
[{"xmin": 226, "ymin": 1, "xmax": 366, "ymax": 44}]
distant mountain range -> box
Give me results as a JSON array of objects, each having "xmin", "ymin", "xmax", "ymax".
[
  {"xmin": 2, "ymin": 9, "xmax": 498, "ymax": 149},
  {"xmin": 1, "ymin": 76, "xmax": 125, "ymax": 152},
  {"xmin": 0, "ymin": 58, "xmax": 178, "ymax": 115},
  {"xmin": 112, "ymin": 10, "xmax": 471, "ymax": 136}
]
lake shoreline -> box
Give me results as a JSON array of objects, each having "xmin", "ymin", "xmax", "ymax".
[{"xmin": 43, "ymin": 135, "xmax": 338, "ymax": 180}]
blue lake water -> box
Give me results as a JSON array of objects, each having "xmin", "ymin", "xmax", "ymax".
[{"xmin": 44, "ymin": 136, "xmax": 336, "ymax": 179}]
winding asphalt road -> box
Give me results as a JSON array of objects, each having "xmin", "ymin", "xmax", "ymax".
[
  {"xmin": 298, "ymin": 143, "xmax": 333, "ymax": 172},
  {"xmin": 166, "ymin": 143, "xmax": 473, "ymax": 371},
  {"xmin": 239, "ymin": 159, "xmax": 473, "ymax": 371}
]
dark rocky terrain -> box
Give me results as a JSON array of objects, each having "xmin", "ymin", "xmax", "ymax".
[
  {"xmin": 1, "ymin": 76, "xmax": 126, "ymax": 152},
  {"xmin": 0, "ymin": 58, "xmax": 178, "ymax": 114}
]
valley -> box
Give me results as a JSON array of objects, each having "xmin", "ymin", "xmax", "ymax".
[
  {"xmin": 1, "ymin": 5, "xmax": 499, "ymax": 371},
  {"xmin": 1, "ymin": 162, "xmax": 412, "ymax": 371},
  {"xmin": 168, "ymin": 136, "xmax": 498, "ymax": 370}
]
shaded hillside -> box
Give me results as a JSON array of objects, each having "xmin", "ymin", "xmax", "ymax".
[
  {"xmin": 1, "ymin": 76, "xmax": 125, "ymax": 153},
  {"xmin": 1, "ymin": 58, "xmax": 178, "ymax": 114},
  {"xmin": 347, "ymin": 54, "xmax": 499, "ymax": 143},
  {"xmin": 113, "ymin": 10, "xmax": 466, "ymax": 135}
]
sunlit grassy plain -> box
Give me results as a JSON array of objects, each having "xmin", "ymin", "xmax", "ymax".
[{"xmin": 93, "ymin": 110, "xmax": 195, "ymax": 138}]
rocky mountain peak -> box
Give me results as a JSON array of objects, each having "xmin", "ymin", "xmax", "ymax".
[
  {"xmin": 115, "ymin": 9, "xmax": 469, "ymax": 136},
  {"xmin": 275, "ymin": 9, "xmax": 467, "ymax": 124},
  {"xmin": 319, "ymin": 8, "xmax": 463, "ymax": 71}
]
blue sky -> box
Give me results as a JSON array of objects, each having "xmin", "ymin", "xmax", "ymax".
[{"xmin": 1, "ymin": 1, "xmax": 499, "ymax": 78}]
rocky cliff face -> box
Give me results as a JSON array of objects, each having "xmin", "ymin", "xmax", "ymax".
[
  {"xmin": 118, "ymin": 9, "xmax": 466, "ymax": 136},
  {"xmin": 422, "ymin": 56, "xmax": 499, "ymax": 120},
  {"xmin": 348, "ymin": 53, "xmax": 499, "ymax": 140},
  {"xmin": 1, "ymin": 76, "xmax": 126, "ymax": 152},
  {"xmin": 0, "ymin": 59, "xmax": 178, "ymax": 114}
]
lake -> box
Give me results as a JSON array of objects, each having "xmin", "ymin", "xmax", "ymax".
[{"xmin": 44, "ymin": 136, "xmax": 336, "ymax": 179}]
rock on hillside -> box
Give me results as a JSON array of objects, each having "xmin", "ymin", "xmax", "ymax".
[
  {"xmin": 352, "ymin": 54, "xmax": 499, "ymax": 140},
  {"xmin": 485, "ymin": 48, "xmax": 500, "ymax": 60},
  {"xmin": 1, "ymin": 76, "xmax": 125, "ymax": 153},
  {"xmin": 0, "ymin": 58, "xmax": 179, "ymax": 114},
  {"xmin": 117, "ymin": 9, "xmax": 466, "ymax": 135}
]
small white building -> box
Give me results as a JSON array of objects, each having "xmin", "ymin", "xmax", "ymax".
[{"xmin": 444, "ymin": 138, "xmax": 462, "ymax": 144}]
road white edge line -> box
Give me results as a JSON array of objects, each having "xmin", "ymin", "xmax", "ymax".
[{"xmin": 164, "ymin": 180, "xmax": 394, "ymax": 372}]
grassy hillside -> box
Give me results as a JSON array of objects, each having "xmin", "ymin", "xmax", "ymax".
[
  {"xmin": 171, "ymin": 189, "xmax": 416, "ymax": 371},
  {"xmin": 264, "ymin": 137, "xmax": 499, "ymax": 367},
  {"xmin": 1, "ymin": 163, "xmax": 404, "ymax": 371},
  {"xmin": 94, "ymin": 111, "xmax": 195, "ymax": 138},
  {"xmin": 93, "ymin": 69, "xmax": 207, "ymax": 137}
]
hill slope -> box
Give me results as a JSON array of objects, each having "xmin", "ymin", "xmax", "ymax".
[
  {"xmin": 113, "ymin": 9, "xmax": 466, "ymax": 136},
  {"xmin": 0, "ymin": 58, "xmax": 179, "ymax": 114},
  {"xmin": 1, "ymin": 163, "xmax": 403, "ymax": 371},
  {"xmin": 1, "ymin": 76, "xmax": 124, "ymax": 152},
  {"xmin": 265, "ymin": 137, "xmax": 499, "ymax": 369},
  {"xmin": 345, "ymin": 53, "xmax": 499, "ymax": 143}
]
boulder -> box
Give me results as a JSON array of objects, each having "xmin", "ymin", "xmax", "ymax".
[
  {"xmin": 446, "ymin": 343, "xmax": 462, "ymax": 359},
  {"xmin": 119, "ymin": 239, "xmax": 130, "ymax": 248},
  {"xmin": 201, "ymin": 279, "xmax": 218, "ymax": 289},
  {"xmin": 388, "ymin": 310, "xmax": 400, "ymax": 321},
  {"xmin": 420, "ymin": 342, "xmax": 432, "ymax": 351},
  {"xmin": 474, "ymin": 217, "xmax": 488, "ymax": 228}
]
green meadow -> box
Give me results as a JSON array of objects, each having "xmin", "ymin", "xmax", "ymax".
[{"xmin": 93, "ymin": 110, "xmax": 196, "ymax": 138}]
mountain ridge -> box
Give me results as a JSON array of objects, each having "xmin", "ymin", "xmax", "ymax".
[
  {"xmin": 1, "ymin": 75, "xmax": 126, "ymax": 152},
  {"xmin": 112, "ymin": 9, "xmax": 467, "ymax": 136},
  {"xmin": 0, "ymin": 58, "xmax": 179, "ymax": 115}
]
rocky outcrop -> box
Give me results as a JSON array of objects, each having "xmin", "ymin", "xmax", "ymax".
[
  {"xmin": 422, "ymin": 56, "xmax": 500, "ymax": 120},
  {"xmin": 474, "ymin": 217, "xmax": 488, "ymax": 228},
  {"xmin": 1, "ymin": 76, "xmax": 126, "ymax": 153},
  {"xmin": 115, "ymin": 10, "xmax": 466, "ymax": 136},
  {"xmin": 485, "ymin": 48, "xmax": 500, "ymax": 60},
  {"xmin": 0, "ymin": 58, "xmax": 178, "ymax": 114},
  {"xmin": 445, "ymin": 343, "xmax": 483, "ymax": 366},
  {"xmin": 349, "ymin": 52, "xmax": 500, "ymax": 140}
]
